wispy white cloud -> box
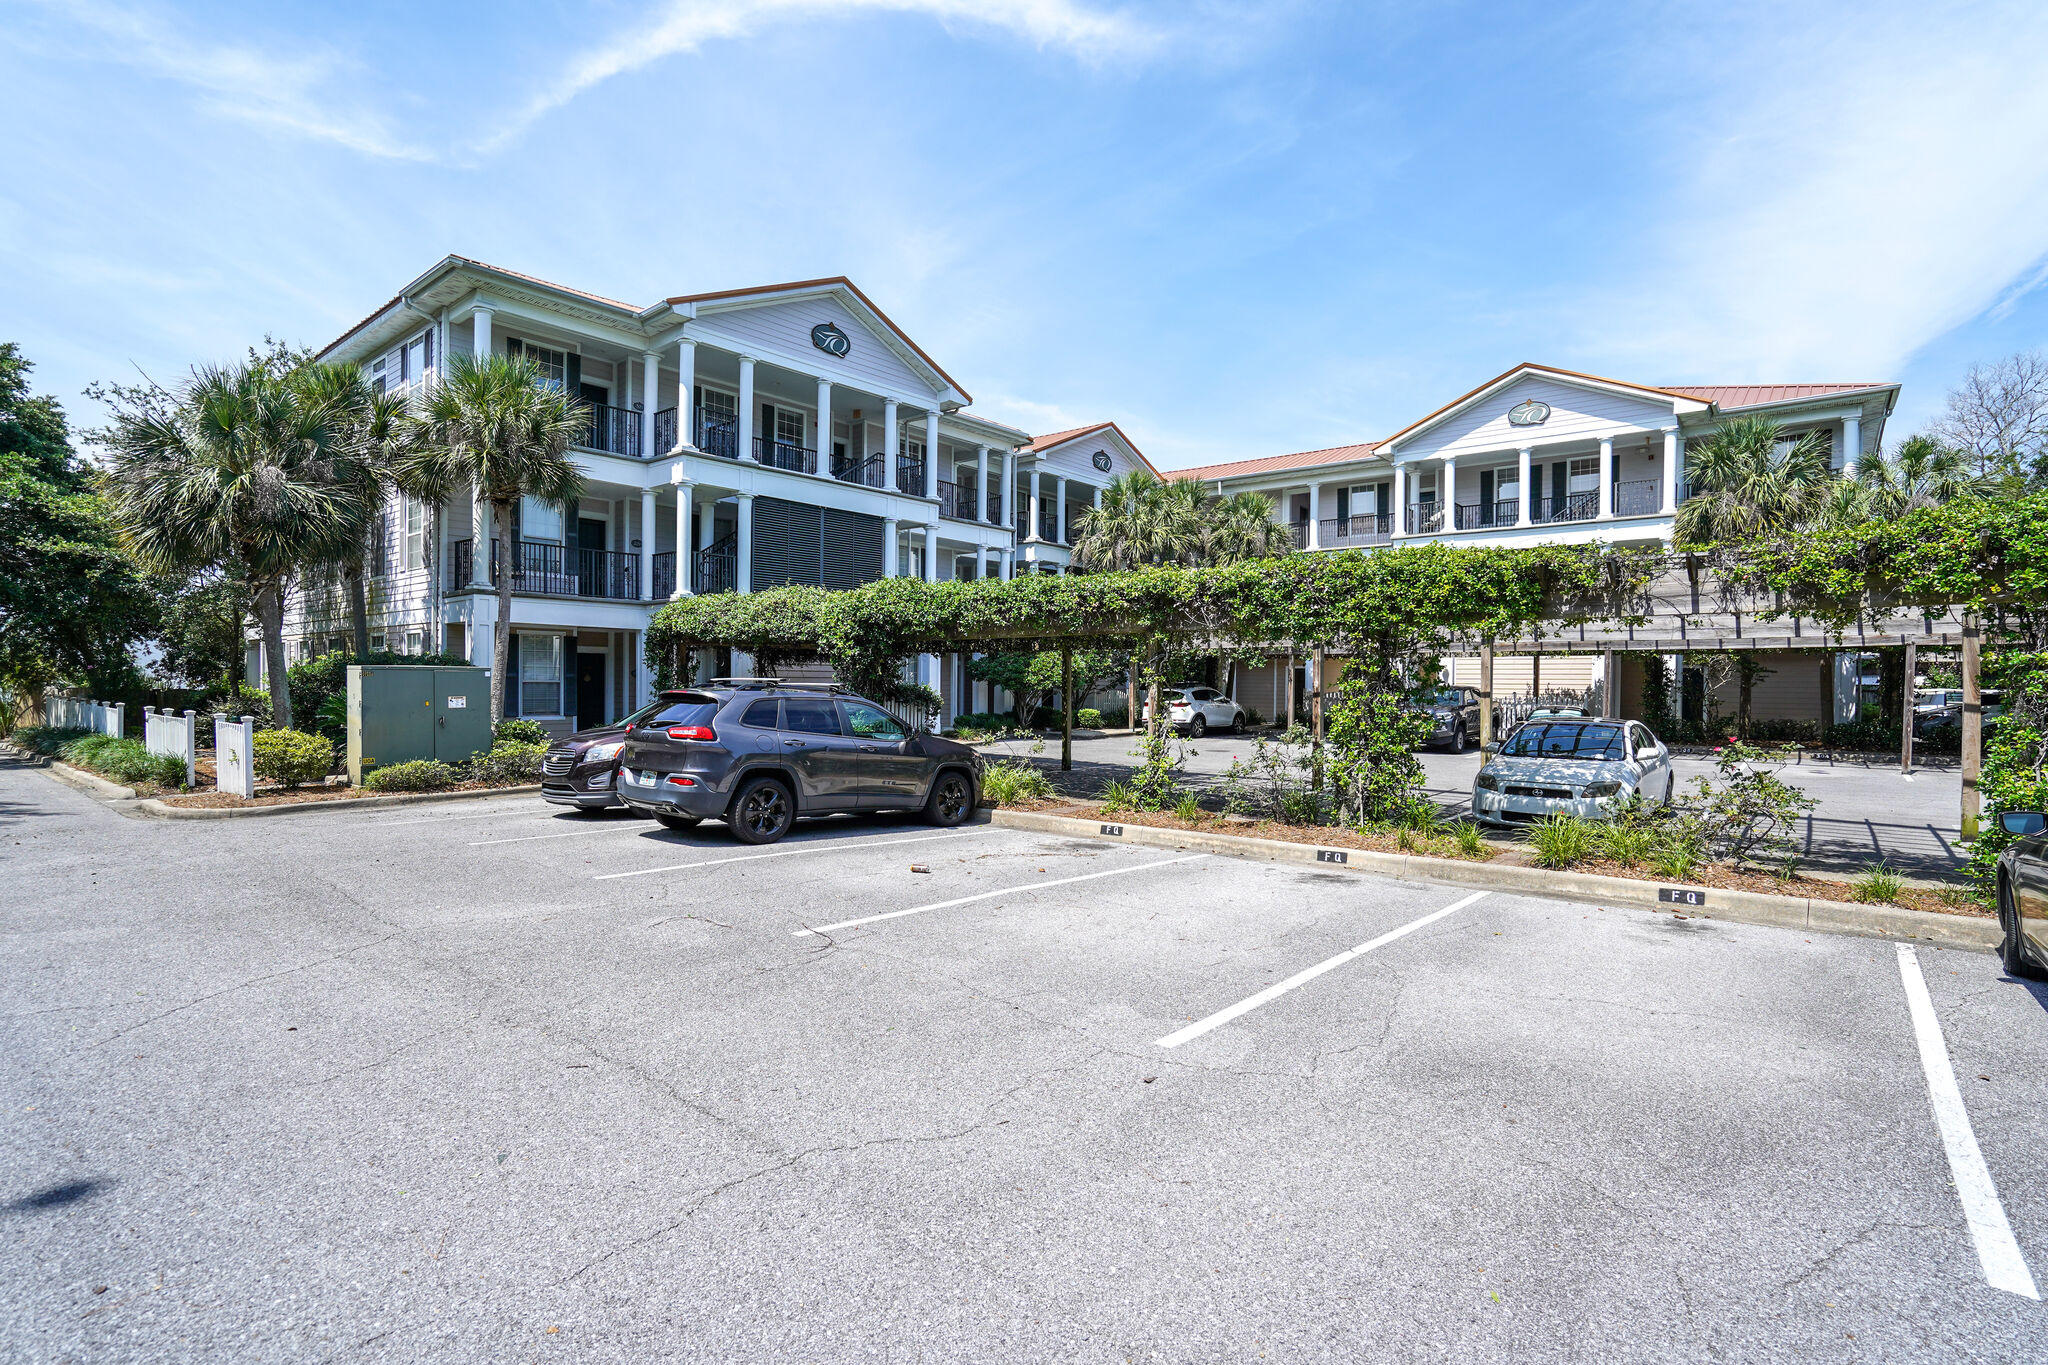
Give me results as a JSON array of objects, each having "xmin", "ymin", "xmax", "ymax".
[
  {"xmin": 1574, "ymin": 1, "xmax": 2048, "ymax": 382},
  {"xmin": 478, "ymin": 0, "xmax": 1172, "ymax": 153},
  {"xmin": 16, "ymin": 0, "xmax": 437, "ymax": 161}
]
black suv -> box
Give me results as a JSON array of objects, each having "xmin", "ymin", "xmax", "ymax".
[
  {"xmin": 1407, "ymin": 687, "xmax": 1482, "ymax": 752},
  {"xmin": 612, "ymin": 683, "xmax": 982, "ymax": 844}
]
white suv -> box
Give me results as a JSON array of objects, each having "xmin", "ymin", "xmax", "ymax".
[{"xmin": 1144, "ymin": 686, "xmax": 1244, "ymax": 737}]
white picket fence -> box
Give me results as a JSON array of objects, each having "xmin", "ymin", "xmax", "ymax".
[
  {"xmin": 212, "ymin": 714, "xmax": 256, "ymax": 798},
  {"xmin": 142, "ymin": 707, "xmax": 198, "ymax": 789},
  {"xmin": 46, "ymin": 696, "xmax": 125, "ymax": 737}
]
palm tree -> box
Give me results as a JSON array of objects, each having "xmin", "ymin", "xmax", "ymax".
[
  {"xmin": 1200, "ymin": 490, "xmax": 1298, "ymax": 565},
  {"xmin": 292, "ymin": 362, "xmax": 412, "ymax": 657},
  {"xmin": 1071, "ymin": 471, "xmax": 1177, "ymax": 570},
  {"xmin": 1854, "ymin": 433, "xmax": 1981, "ymax": 517},
  {"xmin": 100, "ymin": 362, "xmax": 370, "ymax": 729},
  {"xmin": 397, "ymin": 354, "xmax": 584, "ymax": 723},
  {"xmin": 1672, "ymin": 414, "xmax": 1837, "ymax": 547}
]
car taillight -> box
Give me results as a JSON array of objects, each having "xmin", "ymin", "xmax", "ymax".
[{"xmin": 666, "ymin": 725, "xmax": 716, "ymax": 741}]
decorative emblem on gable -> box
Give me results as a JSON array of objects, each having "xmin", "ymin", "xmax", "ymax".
[
  {"xmin": 1091, "ymin": 449, "xmax": 1113, "ymax": 472},
  {"xmin": 1508, "ymin": 399, "xmax": 1552, "ymax": 427},
  {"xmin": 810, "ymin": 322, "xmax": 851, "ymax": 358}
]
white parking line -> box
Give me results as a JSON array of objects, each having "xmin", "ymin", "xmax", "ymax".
[
  {"xmin": 795, "ymin": 853, "xmax": 1208, "ymax": 936},
  {"xmin": 1895, "ymin": 943, "xmax": 2040, "ymax": 1299},
  {"xmin": 1156, "ymin": 890, "xmax": 1488, "ymax": 1048},
  {"xmin": 593, "ymin": 828, "xmax": 984, "ymax": 881},
  {"xmin": 380, "ymin": 805, "xmax": 550, "ymax": 826},
  {"xmin": 470, "ymin": 821, "xmax": 654, "ymax": 847}
]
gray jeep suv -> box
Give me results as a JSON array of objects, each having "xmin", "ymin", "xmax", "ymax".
[{"xmin": 613, "ymin": 683, "xmax": 982, "ymax": 844}]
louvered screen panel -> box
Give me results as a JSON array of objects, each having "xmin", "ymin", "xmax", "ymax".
[
  {"xmin": 750, "ymin": 497, "xmax": 821, "ymax": 589},
  {"xmin": 821, "ymin": 507, "xmax": 885, "ymax": 589}
]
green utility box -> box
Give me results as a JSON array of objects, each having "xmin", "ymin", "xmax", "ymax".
[{"xmin": 347, "ymin": 665, "xmax": 494, "ymax": 785}]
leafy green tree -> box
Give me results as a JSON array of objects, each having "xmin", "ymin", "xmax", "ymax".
[
  {"xmin": 292, "ymin": 362, "xmax": 413, "ymax": 656},
  {"xmin": 1854, "ymin": 433, "xmax": 1982, "ymax": 517},
  {"xmin": 1673, "ymin": 415, "xmax": 1836, "ymax": 547},
  {"xmin": 147, "ymin": 566, "xmax": 252, "ymax": 694},
  {"xmin": 396, "ymin": 354, "xmax": 584, "ymax": 723},
  {"xmin": 100, "ymin": 361, "xmax": 372, "ymax": 729},
  {"xmin": 966, "ymin": 648, "xmax": 1122, "ymax": 725},
  {"xmin": 0, "ymin": 343, "xmax": 157, "ymax": 705}
]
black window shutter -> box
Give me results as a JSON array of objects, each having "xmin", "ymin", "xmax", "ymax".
[
  {"xmin": 1336, "ymin": 487, "xmax": 1349, "ymax": 521},
  {"xmin": 423, "ymin": 327, "xmax": 433, "ymax": 371},
  {"xmin": 507, "ymin": 337, "xmax": 522, "ymax": 358},
  {"xmin": 821, "ymin": 507, "xmax": 884, "ymax": 588},
  {"xmin": 567, "ymin": 353, "xmax": 582, "ymax": 391},
  {"xmin": 506, "ymin": 630, "xmax": 519, "ymax": 717},
  {"xmin": 1479, "ymin": 469, "xmax": 1494, "ymax": 506},
  {"xmin": 1551, "ymin": 461, "xmax": 1567, "ymax": 507}
]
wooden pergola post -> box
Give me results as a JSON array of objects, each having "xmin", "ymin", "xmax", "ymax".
[
  {"xmin": 1284, "ymin": 651, "xmax": 1298, "ymax": 729},
  {"xmin": 1060, "ymin": 645, "xmax": 1074, "ymax": 772},
  {"xmin": 1478, "ymin": 642, "xmax": 1495, "ymax": 748},
  {"xmin": 1310, "ymin": 648, "xmax": 1326, "ymax": 792},
  {"xmin": 1961, "ymin": 614, "xmax": 1981, "ymax": 840},
  {"xmin": 1530, "ymin": 651, "xmax": 1541, "ymax": 699},
  {"xmin": 1601, "ymin": 648, "xmax": 1617, "ymax": 718},
  {"xmin": 1900, "ymin": 640, "xmax": 1916, "ymax": 775}
]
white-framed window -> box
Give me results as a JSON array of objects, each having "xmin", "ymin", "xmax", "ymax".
[
  {"xmin": 1773, "ymin": 427, "xmax": 1834, "ymax": 465},
  {"xmin": 403, "ymin": 497, "xmax": 424, "ymax": 569},
  {"xmin": 775, "ymin": 408, "xmax": 805, "ymax": 449},
  {"xmin": 398, "ymin": 330, "xmax": 432, "ymax": 386},
  {"xmin": 698, "ymin": 386, "xmax": 737, "ymax": 421},
  {"xmin": 519, "ymin": 634, "xmax": 564, "ymax": 716},
  {"xmin": 508, "ymin": 338, "xmax": 568, "ymax": 389},
  {"xmin": 1567, "ymin": 457, "xmax": 1598, "ymax": 493},
  {"xmin": 521, "ymin": 496, "xmax": 564, "ymax": 544},
  {"xmin": 370, "ymin": 632, "xmax": 386, "ymax": 652},
  {"xmin": 405, "ymin": 629, "xmax": 423, "ymax": 655},
  {"xmin": 900, "ymin": 436, "xmax": 925, "ymax": 460}
]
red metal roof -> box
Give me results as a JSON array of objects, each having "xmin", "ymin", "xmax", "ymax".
[
  {"xmin": 1022, "ymin": 421, "xmax": 1159, "ymax": 476},
  {"xmin": 1662, "ymin": 383, "xmax": 1892, "ymax": 409},
  {"xmin": 1167, "ymin": 442, "xmax": 1386, "ymax": 482}
]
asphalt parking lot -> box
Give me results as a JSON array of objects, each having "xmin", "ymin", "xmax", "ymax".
[
  {"xmin": 980, "ymin": 731, "xmax": 1968, "ymax": 879},
  {"xmin": 3, "ymin": 754, "xmax": 2043, "ymax": 1362}
]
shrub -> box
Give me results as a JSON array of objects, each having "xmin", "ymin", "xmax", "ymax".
[
  {"xmin": 57, "ymin": 735, "xmax": 188, "ymax": 788},
  {"xmin": 363, "ymin": 759, "xmax": 459, "ymax": 792},
  {"xmin": 1649, "ymin": 839, "xmax": 1702, "ymax": 881},
  {"xmin": 252, "ymin": 728, "xmax": 334, "ymax": 787},
  {"xmin": 1173, "ymin": 791, "xmax": 1203, "ymax": 822},
  {"xmin": 979, "ymin": 759, "xmax": 1054, "ymax": 807},
  {"xmin": 1597, "ymin": 823, "xmax": 1654, "ymax": 868},
  {"xmin": 1453, "ymin": 821, "xmax": 1486, "ymax": 857},
  {"xmin": 466, "ymin": 740, "xmax": 546, "ymax": 786},
  {"xmin": 1529, "ymin": 813, "xmax": 1598, "ymax": 869},
  {"xmin": 949, "ymin": 712, "xmax": 1018, "ymax": 741},
  {"xmin": 1077, "ymin": 708, "xmax": 1103, "ymax": 729},
  {"xmin": 1241, "ymin": 706, "xmax": 1265, "ymax": 727},
  {"xmin": 1851, "ymin": 862, "xmax": 1905, "ymax": 905},
  {"xmin": 11, "ymin": 725, "xmax": 88, "ymax": 757},
  {"xmin": 1095, "ymin": 702, "xmax": 1129, "ymax": 728},
  {"xmin": 1277, "ymin": 787, "xmax": 1326, "ymax": 825},
  {"xmin": 1669, "ymin": 740, "xmax": 1817, "ymax": 871},
  {"xmin": 1099, "ymin": 778, "xmax": 1136, "ymax": 813},
  {"xmin": 206, "ymin": 684, "xmax": 274, "ymax": 731},
  {"xmin": 495, "ymin": 719, "xmax": 549, "ymax": 745}
]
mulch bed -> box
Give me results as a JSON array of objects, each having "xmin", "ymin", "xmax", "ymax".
[
  {"xmin": 1004, "ymin": 798, "xmax": 1991, "ymax": 919},
  {"xmin": 164, "ymin": 779, "xmax": 525, "ymax": 809}
]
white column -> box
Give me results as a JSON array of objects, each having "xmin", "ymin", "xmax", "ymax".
[
  {"xmin": 918, "ymin": 525, "xmax": 939, "ymax": 704},
  {"xmin": 1842, "ymin": 414, "xmax": 1861, "ymax": 477},
  {"xmin": 924, "ymin": 525, "xmax": 941, "ymax": 582},
  {"xmin": 671, "ymin": 478, "xmax": 694, "ymax": 598},
  {"xmin": 1517, "ymin": 447, "xmax": 1533, "ymax": 527},
  {"xmin": 1029, "ymin": 467, "xmax": 1043, "ymax": 539},
  {"xmin": 641, "ymin": 351, "xmax": 660, "ymax": 456},
  {"xmin": 639, "ymin": 489, "xmax": 656, "ymax": 599},
  {"xmin": 816, "ymin": 377, "xmax": 833, "ymax": 467},
  {"xmin": 472, "ymin": 306, "xmax": 492, "ymax": 357},
  {"xmin": 1438, "ymin": 455, "xmax": 1456, "ymax": 531},
  {"xmin": 975, "ymin": 444, "xmax": 990, "ymax": 521},
  {"xmin": 470, "ymin": 486, "xmax": 490, "ymax": 585},
  {"xmin": 737, "ymin": 357, "xmax": 757, "ymax": 462},
  {"xmin": 1308, "ymin": 482, "xmax": 1324, "ymax": 549},
  {"xmin": 884, "ymin": 400, "xmax": 900, "ymax": 485},
  {"xmin": 1392, "ymin": 464, "xmax": 1409, "ymax": 537},
  {"xmin": 883, "ymin": 518, "xmax": 899, "ymax": 577},
  {"xmin": 1052, "ymin": 474, "xmax": 1067, "ymax": 542},
  {"xmin": 1662, "ymin": 426, "xmax": 1679, "ymax": 512},
  {"xmin": 925, "ymin": 409, "xmax": 942, "ymax": 498},
  {"xmin": 675, "ymin": 338, "xmax": 697, "ymax": 450},
  {"xmin": 634, "ymin": 630, "xmax": 653, "ymax": 707},
  {"xmin": 1598, "ymin": 436, "xmax": 1614, "ymax": 520},
  {"xmin": 734, "ymin": 493, "xmax": 754, "ymax": 593},
  {"xmin": 998, "ymin": 451, "xmax": 1013, "ymax": 531}
]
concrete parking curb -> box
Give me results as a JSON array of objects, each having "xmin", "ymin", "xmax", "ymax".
[
  {"xmin": 133, "ymin": 784, "xmax": 544, "ymax": 820},
  {"xmin": 48, "ymin": 758, "xmax": 140, "ymax": 801},
  {"xmin": 989, "ymin": 808, "xmax": 1998, "ymax": 952}
]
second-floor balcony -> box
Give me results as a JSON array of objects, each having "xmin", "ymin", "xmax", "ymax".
[
  {"xmin": 581, "ymin": 402, "xmax": 643, "ymax": 457},
  {"xmin": 831, "ymin": 450, "xmax": 885, "ymax": 488},
  {"xmin": 936, "ymin": 479, "xmax": 980, "ymax": 521},
  {"xmin": 895, "ymin": 455, "xmax": 926, "ymax": 495},
  {"xmin": 449, "ymin": 539, "xmax": 642, "ymax": 600},
  {"xmin": 1320, "ymin": 512, "xmax": 1395, "ymax": 548},
  {"xmin": 752, "ymin": 434, "xmax": 816, "ymax": 475}
]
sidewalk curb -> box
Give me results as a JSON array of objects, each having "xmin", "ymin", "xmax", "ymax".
[
  {"xmin": 2, "ymin": 746, "xmax": 142, "ymax": 800},
  {"xmin": 133, "ymin": 785, "xmax": 544, "ymax": 820},
  {"xmin": 989, "ymin": 808, "xmax": 1997, "ymax": 953}
]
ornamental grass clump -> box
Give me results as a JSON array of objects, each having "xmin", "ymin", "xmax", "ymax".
[
  {"xmin": 59, "ymin": 735, "xmax": 188, "ymax": 788},
  {"xmin": 1452, "ymin": 821, "xmax": 1487, "ymax": 857},
  {"xmin": 1851, "ymin": 862, "xmax": 1905, "ymax": 905},
  {"xmin": 979, "ymin": 759, "xmax": 1053, "ymax": 807},
  {"xmin": 1529, "ymin": 813, "xmax": 1598, "ymax": 869},
  {"xmin": 1597, "ymin": 823, "xmax": 1655, "ymax": 868},
  {"xmin": 1649, "ymin": 839, "xmax": 1702, "ymax": 881},
  {"xmin": 1173, "ymin": 791, "xmax": 1204, "ymax": 822}
]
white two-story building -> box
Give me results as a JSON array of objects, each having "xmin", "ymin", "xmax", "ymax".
[{"xmin": 276, "ymin": 256, "xmax": 1157, "ymax": 732}]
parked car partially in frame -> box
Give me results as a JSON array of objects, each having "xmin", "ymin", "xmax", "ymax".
[
  {"xmin": 1471, "ymin": 718, "xmax": 1674, "ymax": 826},
  {"xmin": 613, "ymin": 682, "xmax": 982, "ymax": 844},
  {"xmin": 1143, "ymin": 686, "xmax": 1244, "ymax": 737},
  {"xmin": 539, "ymin": 695, "xmax": 684, "ymax": 810},
  {"xmin": 1407, "ymin": 687, "xmax": 1482, "ymax": 753},
  {"xmin": 1995, "ymin": 810, "xmax": 2047, "ymax": 979}
]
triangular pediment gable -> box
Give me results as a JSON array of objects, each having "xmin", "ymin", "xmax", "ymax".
[
  {"xmin": 1387, "ymin": 365, "xmax": 1707, "ymax": 461},
  {"xmin": 672, "ymin": 279, "xmax": 967, "ymax": 405},
  {"xmin": 1026, "ymin": 422, "xmax": 1157, "ymax": 481}
]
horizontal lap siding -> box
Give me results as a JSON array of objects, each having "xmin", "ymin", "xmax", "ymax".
[
  {"xmin": 703, "ymin": 296, "xmax": 931, "ymax": 400},
  {"xmin": 1400, "ymin": 377, "xmax": 1675, "ymax": 462}
]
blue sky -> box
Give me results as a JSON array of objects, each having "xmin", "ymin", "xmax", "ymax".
[{"xmin": 5, "ymin": 0, "xmax": 2047, "ymax": 469}]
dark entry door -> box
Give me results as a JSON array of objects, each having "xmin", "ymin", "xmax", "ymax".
[{"xmin": 575, "ymin": 653, "xmax": 606, "ymax": 731}]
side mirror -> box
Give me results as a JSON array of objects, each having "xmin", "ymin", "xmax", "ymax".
[
  {"xmin": 1481, "ymin": 742, "xmax": 1499, "ymax": 757},
  {"xmin": 1999, "ymin": 811, "xmax": 2046, "ymax": 837}
]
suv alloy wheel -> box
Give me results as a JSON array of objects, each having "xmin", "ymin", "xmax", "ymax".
[
  {"xmin": 729, "ymin": 776, "xmax": 795, "ymax": 845},
  {"xmin": 926, "ymin": 770, "xmax": 974, "ymax": 826}
]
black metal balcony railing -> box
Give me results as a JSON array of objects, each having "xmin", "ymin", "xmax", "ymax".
[
  {"xmin": 652, "ymin": 551, "xmax": 676, "ymax": 598},
  {"xmin": 1614, "ymin": 479, "xmax": 1662, "ymax": 517},
  {"xmin": 1451, "ymin": 497, "xmax": 1522, "ymax": 530},
  {"xmin": 895, "ymin": 455, "xmax": 927, "ymax": 495},
  {"xmin": 581, "ymin": 403, "xmax": 642, "ymax": 457},
  {"xmin": 1533, "ymin": 489, "xmax": 1600, "ymax": 525},
  {"xmin": 1405, "ymin": 501, "xmax": 1446, "ymax": 535},
  {"xmin": 447, "ymin": 539, "xmax": 642, "ymax": 600},
  {"xmin": 1319, "ymin": 512, "xmax": 1395, "ymax": 548},
  {"xmin": 652, "ymin": 407, "xmax": 677, "ymax": 454},
  {"xmin": 753, "ymin": 434, "xmax": 815, "ymax": 475},
  {"xmin": 936, "ymin": 479, "xmax": 979, "ymax": 521},
  {"xmin": 696, "ymin": 533, "xmax": 737, "ymax": 594},
  {"xmin": 1013, "ymin": 507, "xmax": 1029, "ymax": 538},
  {"xmin": 831, "ymin": 450, "xmax": 884, "ymax": 487},
  {"xmin": 1039, "ymin": 504, "xmax": 1062, "ymax": 543},
  {"xmin": 693, "ymin": 408, "xmax": 739, "ymax": 460},
  {"xmin": 1288, "ymin": 520, "xmax": 1310, "ymax": 548}
]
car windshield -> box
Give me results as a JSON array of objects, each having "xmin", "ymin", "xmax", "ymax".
[
  {"xmin": 1415, "ymin": 689, "xmax": 1463, "ymax": 706},
  {"xmin": 1499, "ymin": 721, "xmax": 1625, "ymax": 762}
]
